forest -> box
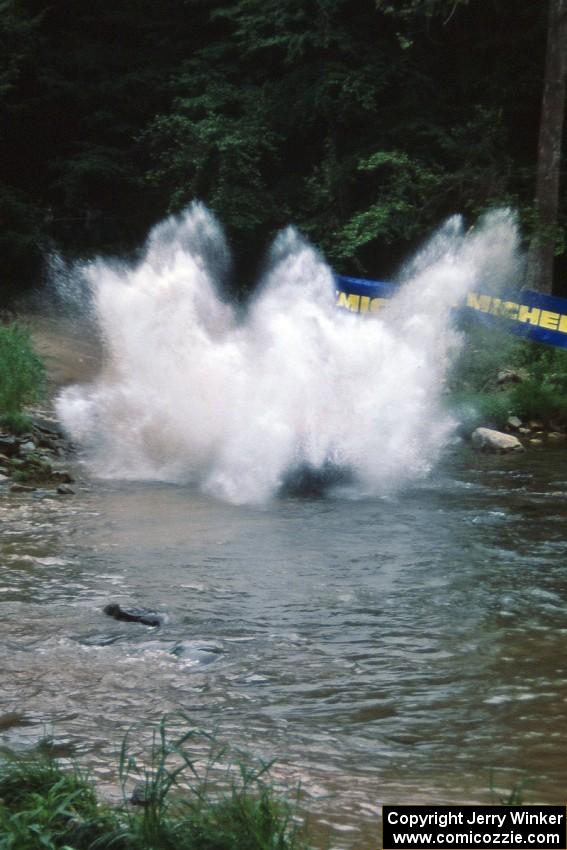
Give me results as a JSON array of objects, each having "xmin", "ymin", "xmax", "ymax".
[{"xmin": 1, "ymin": 0, "xmax": 565, "ymax": 301}]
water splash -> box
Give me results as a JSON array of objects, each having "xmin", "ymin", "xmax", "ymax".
[{"xmin": 56, "ymin": 204, "xmax": 520, "ymax": 503}]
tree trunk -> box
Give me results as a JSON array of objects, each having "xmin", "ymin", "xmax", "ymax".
[{"xmin": 525, "ymin": 0, "xmax": 567, "ymax": 293}]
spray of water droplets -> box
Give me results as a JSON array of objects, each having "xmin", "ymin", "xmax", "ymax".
[{"xmin": 56, "ymin": 203, "xmax": 520, "ymax": 503}]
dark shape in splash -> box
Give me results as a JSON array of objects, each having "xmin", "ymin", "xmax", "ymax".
[
  {"xmin": 103, "ymin": 603, "xmax": 166, "ymax": 627},
  {"xmin": 280, "ymin": 461, "xmax": 353, "ymax": 498}
]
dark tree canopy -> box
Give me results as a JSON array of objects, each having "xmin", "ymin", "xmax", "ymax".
[
  {"xmin": 526, "ymin": 0, "xmax": 567, "ymax": 293},
  {"xmin": 1, "ymin": 0, "xmax": 564, "ymax": 300}
]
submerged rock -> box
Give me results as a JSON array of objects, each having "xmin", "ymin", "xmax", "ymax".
[
  {"xmin": 103, "ymin": 603, "xmax": 166, "ymax": 627},
  {"xmin": 170, "ymin": 641, "xmax": 224, "ymax": 665},
  {"xmin": 471, "ymin": 427, "xmax": 525, "ymax": 453},
  {"xmin": 130, "ymin": 784, "xmax": 152, "ymax": 807}
]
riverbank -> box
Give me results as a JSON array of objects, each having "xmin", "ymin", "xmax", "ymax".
[
  {"xmin": 0, "ymin": 716, "xmax": 310, "ymax": 850},
  {"xmin": 0, "ymin": 314, "xmax": 100, "ymax": 495},
  {"xmin": 448, "ymin": 320, "xmax": 567, "ymax": 440},
  {"xmin": 0, "ymin": 414, "xmax": 76, "ymax": 495}
]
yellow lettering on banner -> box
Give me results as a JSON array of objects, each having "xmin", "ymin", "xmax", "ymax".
[
  {"xmin": 370, "ymin": 297, "xmax": 388, "ymax": 313},
  {"xmin": 501, "ymin": 301, "xmax": 519, "ymax": 320},
  {"xmin": 489, "ymin": 298, "xmax": 502, "ymax": 315},
  {"xmin": 539, "ymin": 310, "xmax": 560, "ymax": 330},
  {"xmin": 518, "ymin": 304, "xmax": 541, "ymax": 325},
  {"xmin": 336, "ymin": 291, "xmax": 361, "ymax": 312},
  {"xmin": 466, "ymin": 292, "xmax": 492, "ymax": 313},
  {"xmin": 336, "ymin": 287, "xmax": 567, "ymax": 340}
]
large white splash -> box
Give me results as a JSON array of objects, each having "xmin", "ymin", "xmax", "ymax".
[{"xmin": 56, "ymin": 203, "xmax": 520, "ymax": 503}]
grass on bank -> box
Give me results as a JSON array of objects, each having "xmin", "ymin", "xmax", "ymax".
[
  {"xmin": 0, "ymin": 715, "xmax": 310, "ymax": 850},
  {"xmin": 0, "ymin": 757, "xmax": 114, "ymax": 850},
  {"xmin": 0, "ymin": 322, "xmax": 44, "ymax": 433},
  {"xmin": 447, "ymin": 319, "xmax": 567, "ymax": 432}
]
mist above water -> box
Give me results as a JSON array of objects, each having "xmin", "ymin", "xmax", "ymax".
[{"xmin": 56, "ymin": 204, "xmax": 520, "ymax": 504}]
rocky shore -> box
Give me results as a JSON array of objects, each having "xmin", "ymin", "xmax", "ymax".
[
  {"xmin": 0, "ymin": 414, "xmax": 76, "ymax": 495},
  {"xmin": 469, "ymin": 416, "xmax": 567, "ymax": 454}
]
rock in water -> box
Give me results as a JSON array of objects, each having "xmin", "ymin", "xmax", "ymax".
[
  {"xmin": 103, "ymin": 603, "xmax": 165, "ymax": 627},
  {"xmin": 130, "ymin": 784, "xmax": 153, "ymax": 807},
  {"xmin": 471, "ymin": 427, "xmax": 525, "ymax": 453}
]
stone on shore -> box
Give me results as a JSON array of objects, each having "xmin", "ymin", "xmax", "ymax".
[
  {"xmin": 507, "ymin": 415, "xmax": 522, "ymax": 430},
  {"xmin": 0, "ymin": 436, "xmax": 18, "ymax": 456},
  {"xmin": 471, "ymin": 427, "xmax": 525, "ymax": 453},
  {"xmin": 496, "ymin": 369, "xmax": 526, "ymax": 387},
  {"xmin": 19, "ymin": 440, "xmax": 37, "ymax": 454},
  {"xmin": 56, "ymin": 484, "xmax": 75, "ymax": 495},
  {"xmin": 51, "ymin": 470, "xmax": 74, "ymax": 483}
]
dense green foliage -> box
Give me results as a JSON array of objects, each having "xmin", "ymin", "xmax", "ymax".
[
  {"xmin": 0, "ymin": 323, "xmax": 44, "ymax": 423},
  {"xmin": 0, "ymin": 757, "xmax": 112, "ymax": 850},
  {"xmin": 0, "ymin": 717, "xmax": 309, "ymax": 850},
  {"xmin": 1, "ymin": 0, "xmax": 565, "ymax": 297}
]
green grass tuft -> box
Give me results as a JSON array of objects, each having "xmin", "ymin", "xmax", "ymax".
[
  {"xmin": 0, "ymin": 715, "xmax": 310, "ymax": 850},
  {"xmin": 0, "ymin": 323, "xmax": 44, "ymax": 419},
  {"xmin": 508, "ymin": 379, "xmax": 567, "ymax": 424},
  {"xmin": 113, "ymin": 712, "xmax": 308, "ymax": 850},
  {"xmin": 0, "ymin": 411, "xmax": 35, "ymax": 434},
  {"xmin": 489, "ymin": 770, "xmax": 532, "ymax": 806},
  {"xmin": 450, "ymin": 391, "xmax": 513, "ymax": 433},
  {"xmin": 0, "ymin": 756, "xmax": 117, "ymax": 850},
  {"xmin": 449, "ymin": 322, "xmax": 567, "ymax": 431}
]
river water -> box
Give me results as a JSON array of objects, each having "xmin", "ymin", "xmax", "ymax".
[
  {"xmin": 2, "ymin": 428, "xmax": 567, "ymax": 847},
  {"xmin": 3, "ymin": 209, "xmax": 567, "ymax": 848}
]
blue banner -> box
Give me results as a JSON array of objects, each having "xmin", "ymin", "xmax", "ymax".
[{"xmin": 335, "ymin": 273, "xmax": 567, "ymax": 350}]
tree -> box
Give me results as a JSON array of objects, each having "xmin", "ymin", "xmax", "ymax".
[
  {"xmin": 525, "ymin": 0, "xmax": 567, "ymax": 293},
  {"xmin": 0, "ymin": 0, "xmax": 554, "ymax": 299}
]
